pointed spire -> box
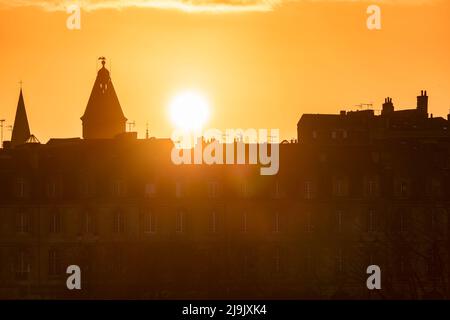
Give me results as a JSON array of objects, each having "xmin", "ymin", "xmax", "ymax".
[{"xmin": 11, "ymin": 88, "xmax": 31, "ymax": 147}]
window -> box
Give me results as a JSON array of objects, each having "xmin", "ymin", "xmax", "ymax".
[
  {"xmin": 209, "ymin": 211, "xmax": 217, "ymax": 233},
  {"xmin": 15, "ymin": 250, "xmax": 31, "ymax": 281},
  {"xmin": 312, "ymin": 131, "xmax": 317, "ymax": 139},
  {"xmin": 113, "ymin": 179, "xmax": 126, "ymax": 197},
  {"xmin": 273, "ymin": 181, "xmax": 281, "ymax": 199},
  {"xmin": 428, "ymin": 247, "xmax": 438, "ymax": 277},
  {"xmin": 395, "ymin": 178, "xmax": 409, "ymax": 198},
  {"xmin": 273, "ymin": 248, "xmax": 281, "ymax": 274},
  {"xmin": 343, "ymin": 130, "xmax": 348, "ymax": 139},
  {"xmin": 144, "ymin": 183, "xmax": 156, "ymax": 198},
  {"xmin": 48, "ymin": 249, "xmax": 61, "ymax": 276},
  {"xmin": 114, "ymin": 211, "xmax": 125, "ymax": 233},
  {"xmin": 400, "ymin": 210, "xmax": 408, "ymax": 232},
  {"xmin": 241, "ymin": 212, "xmax": 248, "ymax": 233},
  {"xmin": 365, "ymin": 177, "xmax": 379, "ymax": 197},
  {"xmin": 15, "ymin": 177, "xmax": 28, "ymax": 198},
  {"xmin": 400, "ymin": 182, "xmax": 408, "ymax": 197},
  {"xmin": 336, "ymin": 210, "xmax": 343, "ymax": 233},
  {"xmin": 46, "ymin": 179, "xmax": 59, "ymax": 198},
  {"xmin": 367, "ymin": 209, "xmax": 376, "ymax": 233},
  {"xmin": 176, "ymin": 210, "xmax": 185, "ymax": 233},
  {"xmin": 80, "ymin": 178, "xmax": 95, "ymax": 198},
  {"xmin": 208, "ymin": 182, "xmax": 218, "ymax": 199},
  {"xmin": 304, "ymin": 249, "xmax": 313, "ymax": 274},
  {"xmin": 17, "ymin": 211, "xmax": 31, "ymax": 234},
  {"xmin": 336, "ymin": 249, "xmax": 345, "ymax": 274},
  {"xmin": 305, "ymin": 211, "xmax": 314, "ymax": 233},
  {"xmin": 242, "ymin": 254, "xmax": 249, "ymax": 276},
  {"xmin": 175, "ymin": 182, "xmax": 184, "ymax": 199},
  {"xmin": 143, "ymin": 210, "xmax": 156, "ymax": 234},
  {"xmin": 49, "ymin": 210, "xmax": 61, "ymax": 234},
  {"xmin": 304, "ymin": 181, "xmax": 314, "ymax": 200},
  {"xmin": 272, "ymin": 212, "xmax": 280, "ymax": 233},
  {"xmin": 240, "ymin": 181, "xmax": 249, "ymax": 198},
  {"xmin": 429, "ymin": 209, "xmax": 437, "ymax": 232},
  {"xmin": 331, "ymin": 131, "xmax": 337, "ymax": 139},
  {"xmin": 333, "ymin": 176, "xmax": 348, "ymax": 197},
  {"xmin": 84, "ymin": 211, "xmax": 94, "ymax": 234},
  {"xmin": 398, "ymin": 254, "xmax": 407, "ymax": 277}
]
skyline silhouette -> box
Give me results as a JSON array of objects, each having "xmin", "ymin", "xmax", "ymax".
[{"xmin": 1, "ymin": 1, "xmax": 450, "ymax": 142}]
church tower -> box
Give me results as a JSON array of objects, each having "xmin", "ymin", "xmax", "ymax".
[
  {"xmin": 11, "ymin": 88, "xmax": 31, "ymax": 147},
  {"xmin": 81, "ymin": 57, "xmax": 127, "ymax": 139}
]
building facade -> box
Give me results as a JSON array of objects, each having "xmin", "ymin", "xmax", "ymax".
[{"xmin": 1, "ymin": 63, "xmax": 450, "ymax": 299}]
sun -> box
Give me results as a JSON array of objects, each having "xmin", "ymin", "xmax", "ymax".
[{"xmin": 169, "ymin": 91, "xmax": 210, "ymax": 132}]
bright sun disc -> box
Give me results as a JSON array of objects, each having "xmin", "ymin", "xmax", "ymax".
[{"xmin": 169, "ymin": 91, "xmax": 210, "ymax": 131}]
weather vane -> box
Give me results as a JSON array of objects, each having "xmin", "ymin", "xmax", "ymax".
[{"xmin": 98, "ymin": 56, "xmax": 106, "ymax": 67}]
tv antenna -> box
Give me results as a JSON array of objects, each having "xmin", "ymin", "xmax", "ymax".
[{"xmin": 355, "ymin": 103, "xmax": 373, "ymax": 110}]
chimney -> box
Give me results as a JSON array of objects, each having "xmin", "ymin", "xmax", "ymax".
[
  {"xmin": 417, "ymin": 90, "xmax": 428, "ymax": 116},
  {"xmin": 381, "ymin": 97, "xmax": 394, "ymax": 115}
]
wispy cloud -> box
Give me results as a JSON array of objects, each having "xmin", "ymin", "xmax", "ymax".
[{"xmin": 0, "ymin": 0, "xmax": 438, "ymax": 13}]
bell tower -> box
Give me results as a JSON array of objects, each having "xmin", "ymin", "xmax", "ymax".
[{"xmin": 81, "ymin": 57, "xmax": 127, "ymax": 139}]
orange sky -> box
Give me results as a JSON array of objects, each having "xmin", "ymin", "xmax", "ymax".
[{"xmin": 0, "ymin": 0, "xmax": 449, "ymax": 142}]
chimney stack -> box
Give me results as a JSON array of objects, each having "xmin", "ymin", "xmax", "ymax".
[
  {"xmin": 381, "ymin": 97, "xmax": 394, "ymax": 115},
  {"xmin": 417, "ymin": 90, "xmax": 428, "ymax": 117}
]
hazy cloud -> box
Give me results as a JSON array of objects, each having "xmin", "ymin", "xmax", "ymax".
[{"xmin": 0, "ymin": 0, "xmax": 439, "ymax": 13}]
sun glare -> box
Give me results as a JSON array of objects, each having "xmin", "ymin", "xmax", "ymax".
[{"xmin": 169, "ymin": 91, "xmax": 210, "ymax": 132}]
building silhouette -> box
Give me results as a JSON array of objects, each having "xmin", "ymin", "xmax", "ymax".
[
  {"xmin": 0, "ymin": 61, "xmax": 450, "ymax": 299},
  {"xmin": 10, "ymin": 89, "xmax": 31, "ymax": 148},
  {"xmin": 81, "ymin": 58, "xmax": 127, "ymax": 139}
]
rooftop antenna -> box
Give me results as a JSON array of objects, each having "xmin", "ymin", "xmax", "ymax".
[
  {"xmin": 145, "ymin": 122, "xmax": 149, "ymax": 139},
  {"xmin": 0, "ymin": 119, "xmax": 5, "ymax": 148},
  {"xmin": 355, "ymin": 103, "xmax": 373, "ymax": 110}
]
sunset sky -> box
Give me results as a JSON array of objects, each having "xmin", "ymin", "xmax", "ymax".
[{"xmin": 0, "ymin": 0, "xmax": 449, "ymax": 142}]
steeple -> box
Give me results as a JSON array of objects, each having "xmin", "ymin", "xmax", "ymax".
[
  {"xmin": 81, "ymin": 57, "xmax": 127, "ymax": 139},
  {"xmin": 11, "ymin": 88, "xmax": 31, "ymax": 147}
]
